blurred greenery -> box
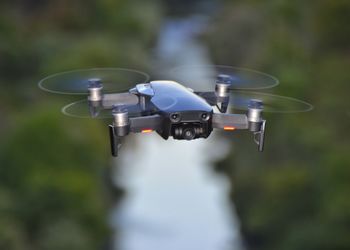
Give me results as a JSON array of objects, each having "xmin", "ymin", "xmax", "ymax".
[
  {"xmin": 0, "ymin": 1, "xmax": 161, "ymax": 249},
  {"xmin": 1, "ymin": 0, "xmax": 350, "ymax": 250},
  {"xmin": 209, "ymin": 1, "xmax": 350, "ymax": 249}
]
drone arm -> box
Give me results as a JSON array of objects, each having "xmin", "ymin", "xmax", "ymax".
[
  {"xmin": 254, "ymin": 120, "xmax": 266, "ymax": 152},
  {"xmin": 129, "ymin": 115, "xmax": 163, "ymax": 133},
  {"xmin": 196, "ymin": 91, "xmax": 229, "ymax": 113},
  {"xmin": 212, "ymin": 113, "xmax": 249, "ymax": 130},
  {"xmin": 109, "ymin": 125, "xmax": 121, "ymax": 157},
  {"xmin": 212, "ymin": 113, "xmax": 266, "ymax": 152},
  {"xmin": 101, "ymin": 93, "xmax": 139, "ymax": 108},
  {"xmin": 108, "ymin": 114, "xmax": 163, "ymax": 157},
  {"xmin": 195, "ymin": 92, "xmax": 218, "ymax": 105}
]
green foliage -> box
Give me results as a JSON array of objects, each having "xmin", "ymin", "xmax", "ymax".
[
  {"xmin": 0, "ymin": 0, "xmax": 161, "ymax": 249},
  {"xmin": 0, "ymin": 109, "xmax": 110, "ymax": 250},
  {"xmin": 210, "ymin": 1, "xmax": 350, "ymax": 249}
]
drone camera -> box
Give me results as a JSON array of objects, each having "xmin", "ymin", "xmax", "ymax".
[{"xmin": 172, "ymin": 123, "xmax": 205, "ymax": 140}]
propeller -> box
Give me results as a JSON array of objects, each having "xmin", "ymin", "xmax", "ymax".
[
  {"xmin": 171, "ymin": 65, "xmax": 279, "ymax": 91},
  {"xmin": 229, "ymin": 91, "xmax": 314, "ymax": 113},
  {"xmin": 61, "ymin": 99, "xmax": 154, "ymax": 119},
  {"xmin": 38, "ymin": 68, "xmax": 149, "ymax": 95}
]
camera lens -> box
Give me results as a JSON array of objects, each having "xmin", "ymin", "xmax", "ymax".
[
  {"xmin": 182, "ymin": 127, "xmax": 196, "ymax": 140},
  {"xmin": 172, "ymin": 123, "xmax": 205, "ymax": 140}
]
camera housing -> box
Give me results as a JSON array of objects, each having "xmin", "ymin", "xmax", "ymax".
[
  {"xmin": 172, "ymin": 122, "xmax": 206, "ymax": 140},
  {"xmin": 157, "ymin": 110, "xmax": 212, "ymax": 140}
]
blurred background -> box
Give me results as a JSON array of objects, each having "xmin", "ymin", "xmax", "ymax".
[{"xmin": 0, "ymin": 0, "xmax": 349, "ymax": 250}]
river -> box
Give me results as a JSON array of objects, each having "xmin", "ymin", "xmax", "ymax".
[{"xmin": 110, "ymin": 16, "xmax": 244, "ymax": 250}]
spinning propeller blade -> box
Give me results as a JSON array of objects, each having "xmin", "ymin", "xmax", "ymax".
[
  {"xmin": 171, "ymin": 65, "xmax": 279, "ymax": 91},
  {"xmin": 229, "ymin": 91, "xmax": 314, "ymax": 113},
  {"xmin": 38, "ymin": 68, "xmax": 149, "ymax": 95},
  {"xmin": 61, "ymin": 99, "xmax": 148, "ymax": 119}
]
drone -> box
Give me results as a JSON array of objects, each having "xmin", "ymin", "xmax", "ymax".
[{"xmin": 39, "ymin": 65, "xmax": 313, "ymax": 157}]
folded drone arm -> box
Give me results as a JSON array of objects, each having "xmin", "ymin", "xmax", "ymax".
[
  {"xmin": 102, "ymin": 93, "xmax": 139, "ymax": 108},
  {"xmin": 196, "ymin": 91, "xmax": 229, "ymax": 113},
  {"xmin": 212, "ymin": 113, "xmax": 249, "ymax": 130},
  {"xmin": 109, "ymin": 125, "xmax": 121, "ymax": 157},
  {"xmin": 109, "ymin": 114, "xmax": 163, "ymax": 157},
  {"xmin": 212, "ymin": 113, "xmax": 266, "ymax": 152},
  {"xmin": 129, "ymin": 115, "xmax": 163, "ymax": 133},
  {"xmin": 196, "ymin": 91, "xmax": 218, "ymax": 105}
]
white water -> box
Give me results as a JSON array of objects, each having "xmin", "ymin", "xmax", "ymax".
[{"xmin": 111, "ymin": 17, "xmax": 244, "ymax": 250}]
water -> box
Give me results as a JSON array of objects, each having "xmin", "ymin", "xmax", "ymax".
[{"xmin": 111, "ymin": 17, "xmax": 244, "ymax": 250}]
